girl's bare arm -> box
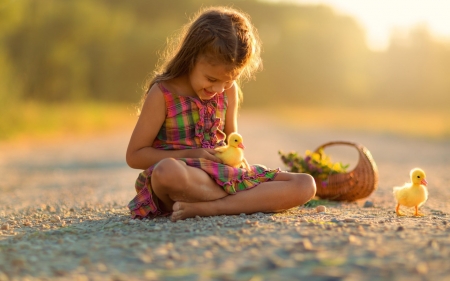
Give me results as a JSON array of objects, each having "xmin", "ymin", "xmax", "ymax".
[{"xmin": 223, "ymin": 82, "xmax": 238, "ymax": 137}]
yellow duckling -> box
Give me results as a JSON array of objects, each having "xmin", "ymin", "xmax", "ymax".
[
  {"xmin": 393, "ymin": 168, "xmax": 428, "ymax": 216},
  {"xmin": 215, "ymin": 132, "xmax": 246, "ymax": 168}
]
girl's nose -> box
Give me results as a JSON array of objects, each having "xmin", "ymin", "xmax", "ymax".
[{"xmin": 212, "ymin": 83, "xmax": 225, "ymax": 94}]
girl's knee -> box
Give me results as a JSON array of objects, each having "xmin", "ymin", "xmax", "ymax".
[
  {"xmin": 294, "ymin": 173, "xmax": 316, "ymax": 201},
  {"xmin": 152, "ymin": 158, "xmax": 187, "ymax": 190}
]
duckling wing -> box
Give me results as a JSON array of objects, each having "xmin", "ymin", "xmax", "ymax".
[
  {"xmin": 393, "ymin": 184, "xmax": 410, "ymax": 202},
  {"xmin": 393, "ymin": 185, "xmax": 404, "ymax": 197},
  {"xmin": 219, "ymin": 147, "xmax": 244, "ymax": 167}
]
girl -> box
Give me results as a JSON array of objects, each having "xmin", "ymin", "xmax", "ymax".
[{"xmin": 126, "ymin": 6, "xmax": 316, "ymax": 221}]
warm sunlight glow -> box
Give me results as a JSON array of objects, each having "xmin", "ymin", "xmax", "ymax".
[{"xmin": 268, "ymin": 0, "xmax": 450, "ymax": 51}]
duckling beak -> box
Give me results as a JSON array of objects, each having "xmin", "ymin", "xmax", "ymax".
[
  {"xmin": 238, "ymin": 143, "xmax": 245, "ymax": 149},
  {"xmin": 421, "ymin": 178, "xmax": 428, "ymax": 186}
]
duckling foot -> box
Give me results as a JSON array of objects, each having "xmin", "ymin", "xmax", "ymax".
[
  {"xmin": 396, "ymin": 211, "xmax": 406, "ymax": 216},
  {"xmin": 395, "ymin": 204, "xmax": 405, "ymax": 216},
  {"xmin": 414, "ymin": 206, "xmax": 424, "ymax": 217}
]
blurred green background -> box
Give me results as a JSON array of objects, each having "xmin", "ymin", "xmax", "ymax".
[{"xmin": 1, "ymin": 0, "xmax": 449, "ymax": 141}]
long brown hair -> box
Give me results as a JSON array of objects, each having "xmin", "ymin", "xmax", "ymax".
[{"xmin": 140, "ymin": 6, "xmax": 262, "ymax": 107}]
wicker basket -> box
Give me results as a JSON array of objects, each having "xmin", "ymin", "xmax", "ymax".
[{"xmin": 313, "ymin": 141, "xmax": 378, "ymax": 201}]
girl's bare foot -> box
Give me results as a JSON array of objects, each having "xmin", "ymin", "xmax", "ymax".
[
  {"xmin": 171, "ymin": 201, "xmax": 211, "ymax": 222},
  {"xmin": 171, "ymin": 202, "xmax": 187, "ymax": 221}
]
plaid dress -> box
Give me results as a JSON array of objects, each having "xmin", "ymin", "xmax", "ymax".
[{"xmin": 128, "ymin": 84, "xmax": 280, "ymax": 218}]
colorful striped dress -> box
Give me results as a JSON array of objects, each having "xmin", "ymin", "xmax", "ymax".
[{"xmin": 128, "ymin": 84, "xmax": 280, "ymax": 218}]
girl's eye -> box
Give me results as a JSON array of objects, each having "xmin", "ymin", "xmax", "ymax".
[{"xmin": 207, "ymin": 78, "xmax": 216, "ymax": 82}]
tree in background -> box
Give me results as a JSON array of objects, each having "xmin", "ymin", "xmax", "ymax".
[{"xmin": 0, "ymin": 0, "xmax": 449, "ymax": 109}]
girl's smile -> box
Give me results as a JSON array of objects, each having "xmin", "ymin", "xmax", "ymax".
[{"xmin": 202, "ymin": 88, "xmax": 218, "ymax": 99}]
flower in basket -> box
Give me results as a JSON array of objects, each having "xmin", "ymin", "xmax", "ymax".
[{"xmin": 278, "ymin": 149, "xmax": 349, "ymax": 187}]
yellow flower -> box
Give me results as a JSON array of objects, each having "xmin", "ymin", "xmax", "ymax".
[
  {"xmin": 278, "ymin": 148, "xmax": 349, "ymax": 184},
  {"xmin": 332, "ymin": 163, "xmax": 342, "ymax": 171},
  {"xmin": 311, "ymin": 152, "xmax": 321, "ymax": 162}
]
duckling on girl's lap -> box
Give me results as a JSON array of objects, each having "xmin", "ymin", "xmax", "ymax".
[
  {"xmin": 215, "ymin": 132, "xmax": 248, "ymax": 168},
  {"xmin": 125, "ymin": 6, "xmax": 316, "ymax": 221}
]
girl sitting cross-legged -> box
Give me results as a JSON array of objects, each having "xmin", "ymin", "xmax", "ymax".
[{"xmin": 126, "ymin": 6, "xmax": 316, "ymax": 221}]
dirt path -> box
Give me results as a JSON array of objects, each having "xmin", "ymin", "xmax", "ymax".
[{"xmin": 1, "ymin": 111, "xmax": 449, "ymax": 281}]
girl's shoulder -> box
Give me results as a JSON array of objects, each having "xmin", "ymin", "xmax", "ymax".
[
  {"xmin": 156, "ymin": 81, "xmax": 194, "ymax": 101},
  {"xmin": 147, "ymin": 82, "xmax": 181, "ymax": 104},
  {"xmin": 146, "ymin": 83, "xmax": 165, "ymax": 98},
  {"xmin": 156, "ymin": 83, "xmax": 171, "ymax": 95},
  {"xmin": 138, "ymin": 83, "xmax": 167, "ymax": 123}
]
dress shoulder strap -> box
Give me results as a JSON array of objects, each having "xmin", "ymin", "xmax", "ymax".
[{"xmin": 157, "ymin": 83, "xmax": 171, "ymax": 94}]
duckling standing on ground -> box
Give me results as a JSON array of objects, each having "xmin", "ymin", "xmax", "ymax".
[
  {"xmin": 393, "ymin": 168, "xmax": 428, "ymax": 216},
  {"xmin": 215, "ymin": 132, "xmax": 247, "ymax": 168}
]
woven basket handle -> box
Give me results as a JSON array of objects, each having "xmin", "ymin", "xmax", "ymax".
[
  {"xmin": 314, "ymin": 140, "xmax": 377, "ymax": 175},
  {"xmin": 313, "ymin": 141, "xmax": 366, "ymax": 173},
  {"xmin": 314, "ymin": 141, "xmax": 363, "ymax": 152}
]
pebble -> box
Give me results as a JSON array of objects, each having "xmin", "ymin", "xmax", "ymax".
[
  {"xmin": 364, "ymin": 201, "xmax": 374, "ymax": 208},
  {"xmin": 428, "ymin": 240, "xmax": 439, "ymax": 250},
  {"xmin": 299, "ymin": 239, "xmax": 313, "ymax": 251},
  {"xmin": 144, "ymin": 270, "xmax": 158, "ymax": 280},
  {"xmin": 23, "ymin": 221, "xmax": 32, "ymax": 227},
  {"xmin": 12, "ymin": 258, "xmax": 26, "ymax": 268},
  {"xmin": 165, "ymin": 260, "xmax": 175, "ymax": 269},
  {"xmin": 316, "ymin": 205, "xmax": 327, "ymax": 213},
  {"xmin": 416, "ymin": 262, "xmax": 429, "ymax": 274},
  {"xmin": 348, "ymin": 235, "xmax": 361, "ymax": 245},
  {"xmin": 97, "ymin": 263, "xmax": 108, "ymax": 272},
  {"xmin": 1, "ymin": 224, "xmax": 9, "ymax": 230},
  {"xmin": 50, "ymin": 215, "xmax": 61, "ymax": 223}
]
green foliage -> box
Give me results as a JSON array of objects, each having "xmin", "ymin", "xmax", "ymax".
[
  {"xmin": 303, "ymin": 198, "xmax": 336, "ymax": 208},
  {"xmin": 279, "ymin": 149, "xmax": 349, "ymax": 186},
  {"xmin": 0, "ymin": 0, "xmax": 449, "ymax": 109},
  {"xmin": 0, "ymin": 101, "xmax": 135, "ymax": 141}
]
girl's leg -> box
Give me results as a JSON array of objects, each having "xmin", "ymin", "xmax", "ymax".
[
  {"xmin": 171, "ymin": 172, "xmax": 316, "ymax": 221},
  {"xmin": 151, "ymin": 158, "xmax": 228, "ymax": 212}
]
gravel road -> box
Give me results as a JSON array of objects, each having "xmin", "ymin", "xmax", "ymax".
[{"xmin": 1, "ymin": 111, "xmax": 449, "ymax": 281}]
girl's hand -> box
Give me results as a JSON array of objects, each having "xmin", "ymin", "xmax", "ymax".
[{"xmin": 186, "ymin": 148, "xmax": 223, "ymax": 163}]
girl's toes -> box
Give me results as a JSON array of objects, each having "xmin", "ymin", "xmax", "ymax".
[
  {"xmin": 171, "ymin": 202, "xmax": 184, "ymax": 222},
  {"xmin": 172, "ymin": 201, "xmax": 181, "ymax": 212}
]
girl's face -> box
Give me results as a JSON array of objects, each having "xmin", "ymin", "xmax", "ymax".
[{"xmin": 189, "ymin": 56, "xmax": 239, "ymax": 100}]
